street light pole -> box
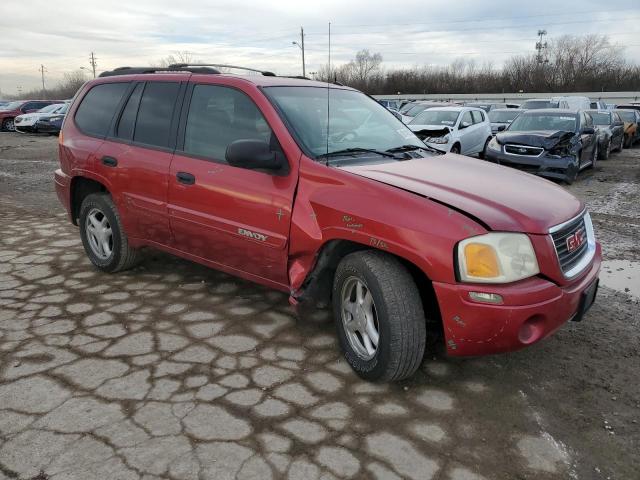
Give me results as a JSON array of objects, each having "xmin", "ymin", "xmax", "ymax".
[{"xmin": 292, "ymin": 27, "xmax": 306, "ymax": 77}]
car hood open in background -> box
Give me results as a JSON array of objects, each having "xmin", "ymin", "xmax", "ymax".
[
  {"xmin": 495, "ymin": 130, "xmax": 575, "ymax": 150},
  {"xmin": 340, "ymin": 154, "xmax": 583, "ymax": 234},
  {"xmin": 408, "ymin": 125, "xmax": 452, "ymax": 138}
]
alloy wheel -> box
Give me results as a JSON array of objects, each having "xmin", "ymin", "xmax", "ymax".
[
  {"xmin": 85, "ymin": 208, "xmax": 113, "ymax": 260},
  {"xmin": 340, "ymin": 276, "xmax": 380, "ymax": 360}
]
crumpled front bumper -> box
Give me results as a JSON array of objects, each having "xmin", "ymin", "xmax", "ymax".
[
  {"xmin": 433, "ymin": 243, "xmax": 601, "ymax": 356},
  {"xmin": 485, "ymin": 148, "xmax": 578, "ymax": 182}
]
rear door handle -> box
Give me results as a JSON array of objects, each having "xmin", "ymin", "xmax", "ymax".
[
  {"xmin": 102, "ymin": 156, "xmax": 118, "ymax": 167},
  {"xmin": 176, "ymin": 172, "xmax": 195, "ymax": 185}
]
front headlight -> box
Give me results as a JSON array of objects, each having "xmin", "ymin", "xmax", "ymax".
[
  {"xmin": 488, "ymin": 137, "xmax": 500, "ymax": 151},
  {"xmin": 457, "ymin": 232, "xmax": 539, "ymax": 283},
  {"xmin": 427, "ymin": 135, "xmax": 450, "ymax": 144}
]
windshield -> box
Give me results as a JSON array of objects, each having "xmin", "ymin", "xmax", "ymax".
[
  {"xmin": 617, "ymin": 111, "xmax": 635, "ymax": 122},
  {"xmin": 521, "ymin": 100, "xmax": 559, "ymax": 109},
  {"xmin": 508, "ymin": 113, "xmax": 577, "ymax": 132},
  {"xmin": 1, "ymin": 101, "xmax": 23, "ymax": 111},
  {"xmin": 264, "ymin": 86, "xmax": 424, "ymax": 158},
  {"xmin": 488, "ymin": 110, "xmax": 520, "ymax": 123},
  {"xmin": 57, "ymin": 104, "xmax": 69, "ymax": 114},
  {"xmin": 410, "ymin": 110, "xmax": 459, "ymax": 126},
  {"xmin": 404, "ymin": 104, "xmax": 430, "ymax": 117},
  {"xmin": 589, "ymin": 112, "xmax": 611, "ymax": 126},
  {"xmin": 399, "ymin": 103, "xmax": 416, "ymax": 114}
]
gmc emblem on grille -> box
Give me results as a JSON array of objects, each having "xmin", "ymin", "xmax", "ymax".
[{"xmin": 566, "ymin": 230, "xmax": 585, "ymax": 253}]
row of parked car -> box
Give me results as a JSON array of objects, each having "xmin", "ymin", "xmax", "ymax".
[
  {"xmin": 381, "ymin": 97, "xmax": 640, "ymax": 184},
  {"xmin": 0, "ymin": 99, "xmax": 69, "ymax": 134}
]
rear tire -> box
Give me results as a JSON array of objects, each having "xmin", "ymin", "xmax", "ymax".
[
  {"xmin": 589, "ymin": 144, "xmax": 598, "ymax": 169},
  {"xmin": 79, "ymin": 193, "xmax": 140, "ymax": 273},
  {"xmin": 332, "ymin": 250, "xmax": 426, "ymax": 382},
  {"xmin": 624, "ymin": 134, "xmax": 632, "ymax": 148},
  {"xmin": 599, "ymin": 140, "xmax": 610, "ymax": 160}
]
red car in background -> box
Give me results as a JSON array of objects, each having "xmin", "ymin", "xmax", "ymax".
[{"xmin": 0, "ymin": 100, "xmax": 62, "ymax": 131}]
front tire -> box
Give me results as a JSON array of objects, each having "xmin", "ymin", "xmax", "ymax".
[
  {"xmin": 332, "ymin": 251, "xmax": 426, "ymax": 382},
  {"xmin": 2, "ymin": 118, "xmax": 15, "ymax": 132},
  {"xmin": 79, "ymin": 193, "xmax": 139, "ymax": 273},
  {"xmin": 478, "ymin": 137, "xmax": 492, "ymax": 159},
  {"xmin": 450, "ymin": 144, "xmax": 461, "ymax": 155}
]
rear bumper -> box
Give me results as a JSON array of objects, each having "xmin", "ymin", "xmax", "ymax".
[
  {"xmin": 485, "ymin": 149, "xmax": 578, "ymax": 182},
  {"xmin": 434, "ymin": 243, "xmax": 601, "ymax": 356},
  {"xmin": 54, "ymin": 169, "xmax": 73, "ymax": 221}
]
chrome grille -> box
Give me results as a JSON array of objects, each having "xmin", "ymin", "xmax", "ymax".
[
  {"xmin": 550, "ymin": 214, "xmax": 590, "ymax": 275},
  {"xmin": 505, "ymin": 144, "xmax": 543, "ymax": 156}
]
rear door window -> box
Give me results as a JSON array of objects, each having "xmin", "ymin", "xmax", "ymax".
[
  {"xmin": 74, "ymin": 83, "xmax": 129, "ymax": 137},
  {"xmin": 133, "ymin": 82, "xmax": 181, "ymax": 148}
]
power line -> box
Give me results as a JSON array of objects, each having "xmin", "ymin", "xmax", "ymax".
[
  {"xmin": 307, "ymin": 16, "xmax": 640, "ymax": 37},
  {"xmin": 323, "ymin": 8, "xmax": 640, "ymax": 29}
]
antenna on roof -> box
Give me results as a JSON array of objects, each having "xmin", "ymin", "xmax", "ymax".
[{"xmin": 325, "ymin": 21, "xmax": 331, "ymax": 163}]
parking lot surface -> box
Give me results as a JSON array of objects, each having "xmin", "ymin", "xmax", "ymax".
[{"xmin": 0, "ymin": 133, "xmax": 638, "ymax": 480}]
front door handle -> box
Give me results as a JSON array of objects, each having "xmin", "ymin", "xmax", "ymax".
[
  {"xmin": 102, "ymin": 156, "xmax": 118, "ymax": 167},
  {"xmin": 176, "ymin": 172, "xmax": 195, "ymax": 185}
]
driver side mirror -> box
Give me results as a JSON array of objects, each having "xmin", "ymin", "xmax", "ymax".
[
  {"xmin": 581, "ymin": 127, "xmax": 595, "ymax": 135},
  {"xmin": 459, "ymin": 121, "xmax": 471, "ymax": 130},
  {"xmin": 226, "ymin": 139, "xmax": 288, "ymax": 176}
]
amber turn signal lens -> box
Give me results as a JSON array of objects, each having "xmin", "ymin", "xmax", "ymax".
[{"xmin": 463, "ymin": 243, "xmax": 500, "ymax": 278}]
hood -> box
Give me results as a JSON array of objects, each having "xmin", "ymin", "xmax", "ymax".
[
  {"xmin": 408, "ymin": 125, "xmax": 451, "ymax": 140},
  {"xmin": 496, "ymin": 130, "xmax": 575, "ymax": 150},
  {"xmin": 340, "ymin": 155, "xmax": 583, "ymax": 234}
]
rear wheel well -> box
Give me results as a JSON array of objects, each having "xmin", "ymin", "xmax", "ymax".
[
  {"xmin": 297, "ymin": 240, "xmax": 442, "ymax": 328},
  {"xmin": 70, "ymin": 177, "xmax": 108, "ymax": 225}
]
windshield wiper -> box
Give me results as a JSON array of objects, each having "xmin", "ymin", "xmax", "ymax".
[
  {"xmin": 386, "ymin": 144, "xmax": 441, "ymax": 154},
  {"xmin": 317, "ymin": 148, "xmax": 397, "ymax": 159}
]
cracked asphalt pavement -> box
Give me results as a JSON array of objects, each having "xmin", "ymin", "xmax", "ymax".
[{"xmin": 0, "ymin": 133, "xmax": 638, "ymax": 480}]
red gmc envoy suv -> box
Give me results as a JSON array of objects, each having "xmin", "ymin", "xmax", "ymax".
[{"xmin": 55, "ymin": 65, "xmax": 601, "ymax": 381}]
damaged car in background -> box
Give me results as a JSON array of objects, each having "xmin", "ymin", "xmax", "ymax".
[
  {"xmin": 484, "ymin": 109, "xmax": 598, "ymax": 184},
  {"xmin": 614, "ymin": 108, "xmax": 640, "ymax": 147},
  {"xmin": 586, "ymin": 110, "xmax": 625, "ymax": 159},
  {"xmin": 408, "ymin": 106, "xmax": 493, "ymax": 156}
]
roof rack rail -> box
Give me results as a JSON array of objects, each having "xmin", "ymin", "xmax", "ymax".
[
  {"xmin": 99, "ymin": 66, "xmax": 221, "ymax": 77},
  {"xmin": 169, "ymin": 63, "xmax": 276, "ymax": 77}
]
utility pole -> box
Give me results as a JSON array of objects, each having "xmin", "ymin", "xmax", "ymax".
[
  {"xmin": 300, "ymin": 27, "xmax": 305, "ymax": 78},
  {"xmin": 292, "ymin": 28, "xmax": 306, "ymax": 77},
  {"xmin": 39, "ymin": 65, "xmax": 47, "ymax": 95},
  {"xmin": 89, "ymin": 52, "xmax": 97, "ymax": 78},
  {"xmin": 535, "ymin": 30, "xmax": 548, "ymax": 65}
]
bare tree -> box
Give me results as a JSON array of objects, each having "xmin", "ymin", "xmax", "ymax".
[{"xmin": 156, "ymin": 51, "xmax": 199, "ymax": 67}]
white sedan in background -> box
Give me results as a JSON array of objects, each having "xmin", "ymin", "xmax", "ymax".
[
  {"xmin": 14, "ymin": 103, "xmax": 66, "ymax": 133},
  {"xmin": 408, "ymin": 106, "xmax": 493, "ymax": 156}
]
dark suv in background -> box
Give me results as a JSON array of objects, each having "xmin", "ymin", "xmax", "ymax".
[{"xmin": 0, "ymin": 100, "xmax": 61, "ymax": 131}]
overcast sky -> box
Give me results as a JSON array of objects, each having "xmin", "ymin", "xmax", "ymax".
[{"xmin": 1, "ymin": 0, "xmax": 639, "ymax": 95}]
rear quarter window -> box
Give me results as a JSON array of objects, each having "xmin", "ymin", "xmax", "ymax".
[{"xmin": 74, "ymin": 83, "xmax": 129, "ymax": 137}]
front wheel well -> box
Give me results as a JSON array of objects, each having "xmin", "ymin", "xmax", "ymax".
[
  {"xmin": 296, "ymin": 239, "xmax": 442, "ymax": 327},
  {"xmin": 70, "ymin": 177, "xmax": 108, "ymax": 225}
]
